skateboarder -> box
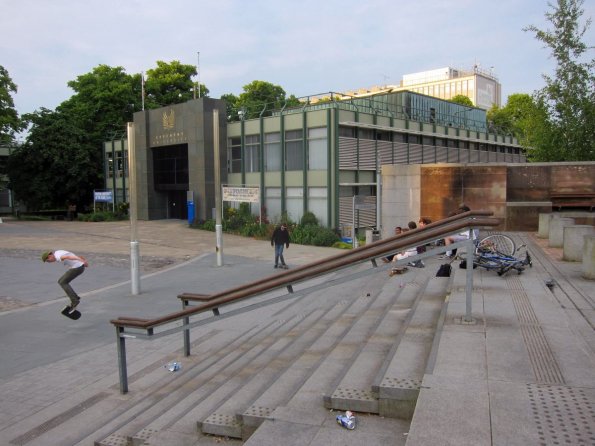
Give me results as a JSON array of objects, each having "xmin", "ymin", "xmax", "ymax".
[
  {"xmin": 271, "ymin": 223, "xmax": 290, "ymax": 269},
  {"xmin": 42, "ymin": 250, "xmax": 88, "ymax": 314}
]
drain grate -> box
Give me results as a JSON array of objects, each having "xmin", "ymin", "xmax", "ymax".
[{"xmin": 528, "ymin": 384, "xmax": 595, "ymax": 446}]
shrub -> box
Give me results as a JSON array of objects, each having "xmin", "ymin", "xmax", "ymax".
[{"xmin": 300, "ymin": 211, "xmax": 319, "ymax": 226}]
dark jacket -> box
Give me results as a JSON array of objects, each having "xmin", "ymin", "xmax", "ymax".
[{"xmin": 271, "ymin": 226, "xmax": 290, "ymax": 247}]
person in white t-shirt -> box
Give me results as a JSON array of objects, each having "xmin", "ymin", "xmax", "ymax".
[{"xmin": 42, "ymin": 250, "xmax": 89, "ymax": 311}]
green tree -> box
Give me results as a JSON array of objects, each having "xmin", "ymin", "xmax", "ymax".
[
  {"xmin": 144, "ymin": 60, "xmax": 206, "ymax": 108},
  {"xmin": 524, "ymin": 0, "xmax": 595, "ymax": 161},
  {"xmin": 220, "ymin": 93, "xmax": 239, "ymax": 122},
  {"xmin": 0, "ymin": 65, "xmax": 25, "ymax": 144},
  {"xmin": 60, "ymin": 64, "xmax": 142, "ymax": 143},
  {"xmin": 234, "ymin": 80, "xmax": 300, "ymax": 119},
  {"xmin": 449, "ymin": 94, "xmax": 474, "ymax": 107},
  {"xmin": 487, "ymin": 93, "xmax": 537, "ymax": 138},
  {"xmin": 7, "ymin": 108, "xmax": 100, "ymax": 209}
]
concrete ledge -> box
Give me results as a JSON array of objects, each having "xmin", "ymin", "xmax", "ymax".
[
  {"xmin": 563, "ymin": 225, "xmax": 595, "ymax": 261},
  {"xmin": 549, "ymin": 217, "xmax": 575, "ymax": 248},
  {"xmin": 583, "ymin": 235, "xmax": 595, "ymax": 280}
]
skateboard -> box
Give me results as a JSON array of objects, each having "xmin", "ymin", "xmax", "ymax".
[
  {"xmin": 389, "ymin": 267, "xmax": 408, "ymax": 276},
  {"xmin": 61, "ymin": 305, "xmax": 81, "ymax": 320}
]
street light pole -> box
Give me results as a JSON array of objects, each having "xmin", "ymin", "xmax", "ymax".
[
  {"xmin": 127, "ymin": 122, "xmax": 140, "ymax": 295},
  {"xmin": 213, "ymin": 109, "xmax": 223, "ymax": 266}
]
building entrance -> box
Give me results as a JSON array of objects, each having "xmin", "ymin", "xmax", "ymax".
[{"xmin": 167, "ymin": 190, "xmax": 187, "ymax": 219}]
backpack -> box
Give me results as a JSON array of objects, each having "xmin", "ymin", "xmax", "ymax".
[{"xmin": 436, "ymin": 263, "xmax": 452, "ymax": 277}]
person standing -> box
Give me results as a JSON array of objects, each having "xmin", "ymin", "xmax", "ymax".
[
  {"xmin": 42, "ymin": 250, "xmax": 88, "ymax": 311},
  {"xmin": 271, "ymin": 223, "xmax": 290, "ymax": 269}
]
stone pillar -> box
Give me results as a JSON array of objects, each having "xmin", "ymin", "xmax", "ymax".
[
  {"xmin": 583, "ymin": 235, "xmax": 595, "ymax": 280},
  {"xmin": 563, "ymin": 225, "xmax": 595, "ymax": 261},
  {"xmin": 549, "ymin": 217, "xmax": 575, "ymax": 248},
  {"xmin": 538, "ymin": 213, "xmax": 554, "ymax": 238}
]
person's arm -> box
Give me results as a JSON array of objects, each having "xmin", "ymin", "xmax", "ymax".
[{"xmin": 61, "ymin": 254, "xmax": 89, "ymax": 267}]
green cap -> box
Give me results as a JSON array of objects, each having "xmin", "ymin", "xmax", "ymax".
[{"xmin": 41, "ymin": 251, "xmax": 51, "ymax": 262}]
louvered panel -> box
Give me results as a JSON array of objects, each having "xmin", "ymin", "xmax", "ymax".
[
  {"xmin": 459, "ymin": 148, "xmax": 470, "ymax": 163},
  {"xmin": 394, "ymin": 143, "xmax": 409, "ymax": 164},
  {"xmin": 422, "ymin": 146, "xmax": 436, "ymax": 163},
  {"xmin": 436, "ymin": 146, "xmax": 448, "ymax": 162},
  {"xmin": 468, "ymin": 149, "xmax": 479, "ymax": 163},
  {"xmin": 339, "ymin": 196, "xmax": 377, "ymax": 229},
  {"xmin": 358, "ymin": 139, "xmax": 376, "ymax": 170},
  {"xmin": 339, "ymin": 137, "xmax": 357, "ymax": 169},
  {"xmin": 378, "ymin": 141, "xmax": 393, "ymax": 166},
  {"xmin": 409, "ymin": 144, "xmax": 423, "ymax": 164},
  {"xmin": 479, "ymin": 150, "xmax": 489, "ymax": 162}
]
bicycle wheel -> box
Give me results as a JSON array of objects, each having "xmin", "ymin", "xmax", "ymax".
[{"xmin": 477, "ymin": 234, "xmax": 515, "ymax": 256}]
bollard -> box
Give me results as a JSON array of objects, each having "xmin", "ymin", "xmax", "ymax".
[
  {"xmin": 583, "ymin": 235, "xmax": 595, "ymax": 280},
  {"xmin": 549, "ymin": 217, "xmax": 575, "ymax": 248},
  {"xmin": 537, "ymin": 213, "xmax": 554, "ymax": 238},
  {"xmin": 563, "ymin": 225, "xmax": 595, "ymax": 262}
]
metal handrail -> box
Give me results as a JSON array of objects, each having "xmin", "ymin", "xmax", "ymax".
[{"xmin": 111, "ymin": 211, "xmax": 499, "ymax": 393}]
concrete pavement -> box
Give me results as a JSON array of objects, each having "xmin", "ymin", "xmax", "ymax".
[{"xmin": 0, "ymin": 217, "xmax": 594, "ymax": 445}]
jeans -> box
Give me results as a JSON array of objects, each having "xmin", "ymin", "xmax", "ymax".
[
  {"xmin": 58, "ymin": 265, "xmax": 85, "ymax": 306},
  {"xmin": 274, "ymin": 244, "xmax": 286, "ymax": 266}
]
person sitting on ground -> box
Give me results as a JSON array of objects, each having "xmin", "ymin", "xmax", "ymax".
[
  {"xmin": 382, "ymin": 226, "xmax": 403, "ymax": 263},
  {"xmin": 443, "ymin": 205, "xmax": 474, "ymax": 258}
]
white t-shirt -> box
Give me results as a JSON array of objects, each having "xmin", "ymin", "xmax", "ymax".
[{"xmin": 54, "ymin": 250, "xmax": 84, "ymax": 269}]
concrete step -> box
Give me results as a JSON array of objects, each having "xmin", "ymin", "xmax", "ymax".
[
  {"xmin": 322, "ymin": 272, "xmax": 431, "ymax": 415},
  {"xmin": 236, "ymin": 269, "xmax": 403, "ymax": 438},
  {"xmin": 374, "ymin": 275, "xmax": 451, "ymax": 420},
  {"xmin": 94, "ymin": 307, "xmax": 314, "ymax": 445},
  {"xmin": 200, "ymin": 273, "xmax": 388, "ymax": 439}
]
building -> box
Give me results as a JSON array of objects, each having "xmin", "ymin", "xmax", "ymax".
[
  {"xmin": 343, "ymin": 66, "xmax": 501, "ymax": 110},
  {"xmin": 117, "ymin": 89, "xmax": 524, "ymax": 233}
]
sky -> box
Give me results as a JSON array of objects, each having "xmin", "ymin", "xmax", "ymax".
[{"xmin": 1, "ymin": 0, "xmax": 594, "ymax": 125}]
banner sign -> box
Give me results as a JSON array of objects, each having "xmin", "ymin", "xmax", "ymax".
[
  {"xmin": 222, "ymin": 186, "xmax": 260, "ymax": 203},
  {"xmin": 94, "ymin": 190, "xmax": 114, "ymax": 203}
]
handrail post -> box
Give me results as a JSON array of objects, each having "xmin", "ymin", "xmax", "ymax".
[
  {"xmin": 116, "ymin": 326, "xmax": 129, "ymax": 394},
  {"xmin": 464, "ymin": 229, "xmax": 475, "ymax": 323},
  {"xmin": 183, "ymin": 299, "xmax": 191, "ymax": 357}
]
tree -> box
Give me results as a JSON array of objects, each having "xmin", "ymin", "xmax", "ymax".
[
  {"xmin": 487, "ymin": 93, "xmax": 537, "ymax": 138},
  {"xmin": 7, "ymin": 108, "xmax": 100, "ymax": 209},
  {"xmin": 144, "ymin": 60, "xmax": 205, "ymax": 108},
  {"xmin": 233, "ymin": 80, "xmax": 300, "ymax": 119},
  {"xmin": 524, "ymin": 0, "xmax": 595, "ymax": 161},
  {"xmin": 220, "ymin": 93, "xmax": 239, "ymax": 122},
  {"xmin": 0, "ymin": 65, "xmax": 25, "ymax": 144},
  {"xmin": 60, "ymin": 64, "xmax": 142, "ymax": 143},
  {"xmin": 449, "ymin": 94, "xmax": 474, "ymax": 107}
]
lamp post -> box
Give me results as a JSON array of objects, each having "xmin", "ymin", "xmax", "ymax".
[
  {"xmin": 213, "ymin": 109, "xmax": 223, "ymax": 266},
  {"xmin": 127, "ymin": 122, "xmax": 140, "ymax": 295}
]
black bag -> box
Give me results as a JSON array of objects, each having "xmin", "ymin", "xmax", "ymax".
[
  {"xmin": 459, "ymin": 260, "xmax": 477, "ymax": 269},
  {"xmin": 436, "ymin": 263, "xmax": 452, "ymax": 277}
]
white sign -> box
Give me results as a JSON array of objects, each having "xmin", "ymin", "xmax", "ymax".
[
  {"xmin": 222, "ymin": 186, "xmax": 260, "ymax": 203},
  {"xmin": 94, "ymin": 191, "xmax": 113, "ymax": 203}
]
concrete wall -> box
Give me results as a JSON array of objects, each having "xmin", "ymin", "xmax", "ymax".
[{"xmin": 381, "ymin": 162, "xmax": 595, "ymax": 232}]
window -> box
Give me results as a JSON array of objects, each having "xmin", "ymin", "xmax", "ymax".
[
  {"xmin": 308, "ymin": 127, "xmax": 327, "ymax": 170},
  {"xmin": 264, "ymin": 132, "xmax": 281, "ymax": 171},
  {"xmin": 285, "ymin": 129, "xmax": 303, "ymax": 171},
  {"xmin": 228, "ymin": 137, "xmax": 241, "ymax": 173},
  {"xmin": 245, "ymin": 134, "xmax": 260, "ymax": 172},
  {"xmin": 339, "ymin": 126, "xmax": 355, "ymax": 138}
]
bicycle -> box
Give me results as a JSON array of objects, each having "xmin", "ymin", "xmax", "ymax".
[{"xmin": 473, "ymin": 234, "xmax": 532, "ymax": 276}]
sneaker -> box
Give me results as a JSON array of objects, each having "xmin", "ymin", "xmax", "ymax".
[
  {"xmin": 281, "ymin": 264, "xmax": 289, "ymax": 269},
  {"xmin": 274, "ymin": 265, "xmax": 278, "ymax": 269},
  {"xmin": 69, "ymin": 301, "xmax": 80, "ymax": 312}
]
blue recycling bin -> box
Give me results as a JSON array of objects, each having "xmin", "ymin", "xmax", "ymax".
[{"xmin": 187, "ymin": 200, "xmax": 195, "ymax": 224}]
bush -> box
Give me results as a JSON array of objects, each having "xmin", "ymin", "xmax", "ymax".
[
  {"xmin": 290, "ymin": 224, "xmax": 339, "ymax": 247},
  {"xmin": 300, "ymin": 211, "xmax": 319, "ymax": 226},
  {"xmin": 78, "ymin": 211, "xmax": 128, "ymax": 222}
]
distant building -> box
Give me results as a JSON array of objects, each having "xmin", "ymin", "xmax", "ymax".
[{"xmin": 342, "ymin": 66, "xmax": 501, "ymax": 110}]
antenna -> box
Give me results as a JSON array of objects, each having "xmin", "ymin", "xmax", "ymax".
[{"xmin": 197, "ymin": 52, "xmax": 201, "ymax": 99}]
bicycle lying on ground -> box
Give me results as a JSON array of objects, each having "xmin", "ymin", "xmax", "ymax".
[{"xmin": 472, "ymin": 234, "xmax": 532, "ymax": 276}]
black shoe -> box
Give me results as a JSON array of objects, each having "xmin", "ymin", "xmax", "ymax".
[
  {"xmin": 281, "ymin": 264, "xmax": 289, "ymax": 269},
  {"xmin": 274, "ymin": 265, "xmax": 278, "ymax": 269},
  {"xmin": 70, "ymin": 301, "xmax": 80, "ymax": 312}
]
